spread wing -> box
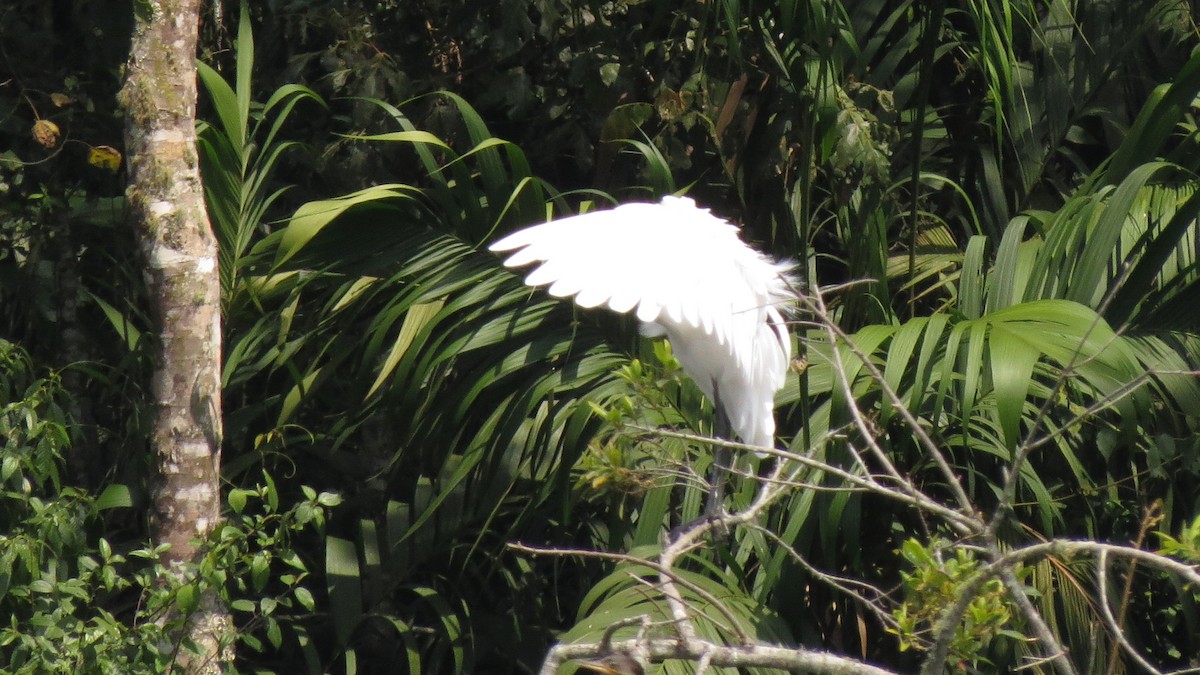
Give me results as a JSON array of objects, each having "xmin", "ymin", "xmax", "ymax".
[{"xmin": 489, "ymin": 196, "xmax": 794, "ymax": 448}]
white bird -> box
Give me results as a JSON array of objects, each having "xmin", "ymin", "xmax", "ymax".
[{"xmin": 488, "ymin": 196, "xmax": 795, "ymax": 457}]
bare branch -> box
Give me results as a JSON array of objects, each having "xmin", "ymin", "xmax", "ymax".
[
  {"xmin": 539, "ymin": 636, "xmax": 899, "ymax": 675},
  {"xmin": 748, "ymin": 521, "xmax": 901, "ymax": 634},
  {"xmin": 629, "ymin": 424, "xmax": 978, "ymax": 532},
  {"xmin": 997, "ymin": 565, "xmax": 1077, "ymax": 675},
  {"xmin": 1096, "ymin": 550, "xmax": 1167, "ymax": 675},
  {"xmin": 799, "ymin": 288, "xmax": 979, "ymax": 523},
  {"xmin": 539, "ymin": 277, "xmax": 1197, "ymax": 675},
  {"xmin": 923, "ymin": 539, "xmax": 1200, "ymax": 674}
]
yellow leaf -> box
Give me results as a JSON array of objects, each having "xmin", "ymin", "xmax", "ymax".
[
  {"xmin": 32, "ymin": 119, "xmax": 60, "ymax": 148},
  {"xmin": 88, "ymin": 145, "xmax": 122, "ymax": 172},
  {"xmin": 50, "ymin": 93, "xmax": 74, "ymax": 107}
]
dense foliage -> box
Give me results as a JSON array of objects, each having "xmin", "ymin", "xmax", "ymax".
[{"xmin": 2, "ymin": 0, "xmax": 1200, "ymax": 672}]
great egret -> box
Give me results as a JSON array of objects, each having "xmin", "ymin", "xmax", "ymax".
[{"xmin": 489, "ymin": 196, "xmax": 795, "ymax": 512}]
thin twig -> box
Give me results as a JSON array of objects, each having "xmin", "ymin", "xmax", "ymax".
[
  {"xmin": 1096, "ymin": 550, "xmax": 1166, "ymax": 675},
  {"xmin": 1104, "ymin": 502, "xmax": 1164, "ymax": 674},
  {"xmin": 922, "ymin": 539, "xmax": 1200, "ymax": 674},
  {"xmin": 800, "ymin": 288, "xmax": 979, "ymax": 523},
  {"xmin": 507, "ymin": 542, "xmax": 750, "ymax": 643},
  {"xmin": 997, "ymin": 564, "xmax": 1077, "ymax": 675},
  {"xmin": 748, "ymin": 520, "xmax": 901, "ymax": 633},
  {"xmin": 629, "ymin": 424, "xmax": 978, "ymax": 532}
]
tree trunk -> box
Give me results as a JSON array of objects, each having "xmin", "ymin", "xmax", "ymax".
[{"xmin": 120, "ymin": 1, "xmax": 229, "ymax": 671}]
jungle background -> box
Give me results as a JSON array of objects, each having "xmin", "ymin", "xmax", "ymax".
[{"xmin": 2, "ymin": 0, "xmax": 1200, "ymax": 672}]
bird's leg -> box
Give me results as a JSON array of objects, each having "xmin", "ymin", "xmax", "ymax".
[
  {"xmin": 703, "ymin": 382, "xmax": 731, "ymax": 519},
  {"xmin": 667, "ymin": 383, "xmax": 732, "ymax": 542}
]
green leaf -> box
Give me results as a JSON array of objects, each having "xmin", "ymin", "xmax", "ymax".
[
  {"xmin": 1104, "ymin": 48, "xmax": 1200, "ymax": 183},
  {"xmin": 266, "ymin": 616, "xmax": 283, "ymax": 649},
  {"xmin": 176, "ymin": 584, "xmax": 199, "ymax": 614},
  {"xmin": 228, "ymin": 489, "xmax": 247, "ymax": 514},
  {"xmin": 325, "ymin": 535, "xmax": 362, "ymax": 646},
  {"xmin": 988, "ymin": 323, "xmax": 1039, "ymax": 448},
  {"xmin": 366, "ymin": 300, "xmax": 445, "ymax": 398},
  {"xmin": 251, "ymin": 552, "xmax": 270, "ymax": 592},
  {"xmin": 84, "ymin": 292, "xmax": 143, "ymax": 351},
  {"xmin": 230, "ymin": 598, "xmax": 256, "ymax": 613},
  {"xmin": 599, "ymin": 62, "xmax": 621, "ymax": 86},
  {"xmin": 94, "ymin": 484, "xmax": 133, "ymax": 511},
  {"xmin": 294, "ymin": 586, "xmax": 316, "ymax": 612},
  {"xmin": 274, "ymin": 185, "xmax": 423, "ymax": 266}
]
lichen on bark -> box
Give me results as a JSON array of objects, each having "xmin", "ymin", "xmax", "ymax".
[{"xmin": 121, "ymin": 0, "xmax": 231, "ymax": 671}]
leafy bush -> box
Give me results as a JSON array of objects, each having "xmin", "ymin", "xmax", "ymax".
[{"xmin": 0, "ymin": 340, "xmax": 338, "ymax": 673}]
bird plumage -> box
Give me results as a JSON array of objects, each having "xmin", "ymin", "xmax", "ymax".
[{"xmin": 489, "ymin": 196, "xmax": 794, "ymax": 451}]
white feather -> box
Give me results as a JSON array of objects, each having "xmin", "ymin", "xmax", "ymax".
[{"xmin": 489, "ymin": 196, "xmax": 795, "ymax": 451}]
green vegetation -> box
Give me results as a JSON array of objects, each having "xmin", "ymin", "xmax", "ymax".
[{"xmin": 2, "ymin": 0, "xmax": 1200, "ymax": 672}]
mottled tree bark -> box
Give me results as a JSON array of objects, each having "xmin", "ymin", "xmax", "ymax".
[{"xmin": 120, "ymin": 1, "xmax": 229, "ymax": 671}]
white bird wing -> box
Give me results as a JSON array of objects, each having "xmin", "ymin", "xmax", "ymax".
[
  {"xmin": 490, "ymin": 196, "xmax": 794, "ymax": 450},
  {"xmin": 491, "ymin": 198, "xmax": 740, "ymax": 315}
]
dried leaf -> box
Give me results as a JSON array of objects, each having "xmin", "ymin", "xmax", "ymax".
[
  {"xmin": 655, "ymin": 87, "xmax": 693, "ymax": 122},
  {"xmin": 88, "ymin": 145, "xmax": 122, "ymax": 172},
  {"xmin": 32, "ymin": 119, "xmax": 60, "ymax": 148}
]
